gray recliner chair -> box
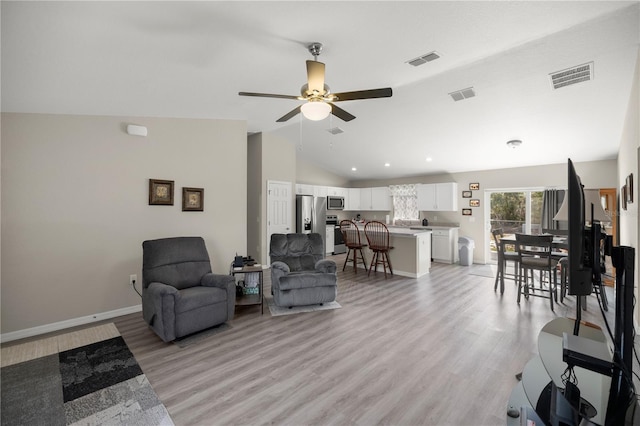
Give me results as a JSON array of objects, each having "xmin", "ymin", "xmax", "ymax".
[
  {"xmin": 269, "ymin": 233, "xmax": 338, "ymax": 308},
  {"xmin": 142, "ymin": 236, "xmax": 235, "ymax": 342}
]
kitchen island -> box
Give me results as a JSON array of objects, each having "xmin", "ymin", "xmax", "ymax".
[{"xmin": 352, "ymin": 225, "xmax": 431, "ymax": 278}]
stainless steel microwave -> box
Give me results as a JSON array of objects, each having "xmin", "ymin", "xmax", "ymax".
[{"xmin": 327, "ymin": 196, "xmax": 345, "ymax": 210}]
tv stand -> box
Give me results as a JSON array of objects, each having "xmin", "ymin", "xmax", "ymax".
[
  {"xmin": 507, "ymin": 317, "xmax": 613, "ymax": 425},
  {"xmin": 507, "ymin": 246, "xmax": 635, "ymax": 425}
]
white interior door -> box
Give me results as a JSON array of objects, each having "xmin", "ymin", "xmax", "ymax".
[{"xmin": 267, "ymin": 180, "xmax": 293, "ymax": 263}]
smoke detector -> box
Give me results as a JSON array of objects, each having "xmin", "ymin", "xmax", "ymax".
[
  {"xmin": 506, "ymin": 139, "xmax": 523, "ymax": 148},
  {"xmin": 549, "ymin": 62, "xmax": 593, "ymax": 90}
]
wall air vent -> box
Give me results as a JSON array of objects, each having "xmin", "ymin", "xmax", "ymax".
[
  {"xmin": 406, "ymin": 51, "xmax": 441, "ymax": 67},
  {"xmin": 549, "ymin": 62, "xmax": 593, "ymax": 90},
  {"xmin": 449, "ymin": 87, "xmax": 475, "ymax": 102},
  {"xmin": 326, "ymin": 127, "xmax": 344, "ymax": 135}
]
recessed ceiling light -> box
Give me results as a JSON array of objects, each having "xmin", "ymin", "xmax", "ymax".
[
  {"xmin": 384, "ymin": 163, "xmax": 390, "ymax": 167},
  {"xmin": 506, "ymin": 139, "xmax": 523, "ymax": 148},
  {"xmin": 426, "ymin": 157, "xmax": 433, "ymax": 162},
  {"xmin": 351, "ymin": 167, "xmax": 357, "ymax": 172}
]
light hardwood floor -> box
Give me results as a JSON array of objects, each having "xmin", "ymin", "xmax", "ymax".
[{"xmin": 110, "ymin": 256, "xmax": 620, "ymax": 426}]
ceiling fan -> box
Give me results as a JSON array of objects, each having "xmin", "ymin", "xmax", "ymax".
[{"xmin": 239, "ymin": 43, "xmax": 392, "ymax": 123}]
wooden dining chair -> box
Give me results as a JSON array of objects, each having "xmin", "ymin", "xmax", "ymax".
[
  {"xmin": 340, "ymin": 220, "xmax": 368, "ymax": 273},
  {"xmin": 364, "ymin": 221, "xmax": 394, "ymax": 278},
  {"xmin": 491, "ymin": 228, "xmax": 520, "ymax": 294},
  {"xmin": 515, "ymin": 233, "xmax": 558, "ymax": 311}
]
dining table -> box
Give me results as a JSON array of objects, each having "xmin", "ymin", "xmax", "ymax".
[{"xmin": 495, "ymin": 234, "xmax": 568, "ymax": 294}]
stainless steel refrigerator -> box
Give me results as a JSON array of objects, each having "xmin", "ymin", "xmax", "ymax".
[{"xmin": 296, "ymin": 194, "xmax": 327, "ymax": 253}]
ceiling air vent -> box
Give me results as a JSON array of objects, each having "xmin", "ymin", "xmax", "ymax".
[
  {"xmin": 406, "ymin": 51, "xmax": 440, "ymax": 67},
  {"xmin": 326, "ymin": 127, "xmax": 344, "ymax": 135},
  {"xmin": 449, "ymin": 87, "xmax": 475, "ymax": 102},
  {"xmin": 549, "ymin": 62, "xmax": 593, "ymax": 90}
]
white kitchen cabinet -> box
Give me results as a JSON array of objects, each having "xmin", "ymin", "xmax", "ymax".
[
  {"xmin": 358, "ymin": 187, "xmax": 391, "ymax": 211},
  {"xmin": 295, "ymin": 184, "xmax": 314, "ymax": 195},
  {"xmin": 313, "ymin": 185, "xmax": 328, "ymax": 198},
  {"xmin": 417, "ymin": 182, "xmax": 458, "ymax": 211},
  {"xmin": 431, "ymin": 228, "xmax": 459, "ymax": 264},
  {"xmin": 360, "ymin": 188, "xmax": 372, "ymax": 210},
  {"xmin": 371, "ymin": 187, "xmax": 391, "ymax": 210},
  {"xmin": 345, "ymin": 188, "xmax": 361, "ymax": 210},
  {"xmin": 327, "ymin": 187, "xmax": 347, "ymax": 197},
  {"xmin": 325, "ymin": 225, "xmax": 335, "ymax": 254}
]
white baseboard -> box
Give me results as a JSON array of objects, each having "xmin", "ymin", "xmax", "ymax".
[{"xmin": 1, "ymin": 304, "xmax": 142, "ymax": 344}]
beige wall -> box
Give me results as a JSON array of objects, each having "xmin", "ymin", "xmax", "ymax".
[
  {"xmin": 247, "ymin": 133, "xmax": 263, "ymax": 262},
  {"xmin": 1, "ymin": 113, "xmax": 247, "ymax": 335},
  {"xmin": 247, "ymin": 132, "xmax": 297, "ymax": 264},
  {"xmin": 296, "ymin": 157, "xmax": 349, "ymax": 187},
  {"xmin": 617, "ymin": 48, "xmax": 639, "ymax": 323}
]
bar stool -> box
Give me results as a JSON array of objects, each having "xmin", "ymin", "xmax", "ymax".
[
  {"xmin": 364, "ymin": 221, "xmax": 394, "ymax": 278},
  {"xmin": 340, "ymin": 220, "xmax": 368, "ymax": 273}
]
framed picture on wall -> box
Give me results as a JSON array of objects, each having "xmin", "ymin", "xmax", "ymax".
[
  {"xmin": 182, "ymin": 187, "xmax": 204, "ymax": 212},
  {"xmin": 462, "ymin": 191, "xmax": 472, "ymax": 198},
  {"xmin": 626, "ymin": 173, "xmax": 634, "ymax": 203},
  {"xmin": 622, "ymin": 185, "xmax": 628, "ymax": 210},
  {"xmin": 469, "ymin": 183, "xmax": 480, "ymax": 191},
  {"xmin": 462, "ymin": 208, "xmax": 472, "ymax": 216},
  {"xmin": 469, "ymin": 199, "xmax": 480, "ymax": 207},
  {"xmin": 149, "ymin": 179, "xmax": 174, "ymax": 205}
]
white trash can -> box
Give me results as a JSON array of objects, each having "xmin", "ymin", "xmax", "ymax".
[{"xmin": 458, "ymin": 236, "xmax": 475, "ymax": 266}]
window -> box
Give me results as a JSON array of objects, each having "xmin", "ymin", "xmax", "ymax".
[{"xmin": 389, "ymin": 184, "xmax": 418, "ymax": 221}]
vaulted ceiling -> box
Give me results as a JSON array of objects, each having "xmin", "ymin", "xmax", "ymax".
[{"xmin": 2, "ymin": 1, "xmax": 639, "ymax": 180}]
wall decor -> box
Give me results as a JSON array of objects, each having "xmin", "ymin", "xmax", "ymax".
[
  {"xmin": 621, "ymin": 185, "xmax": 627, "ymax": 210},
  {"xmin": 149, "ymin": 179, "xmax": 174, "ymax": 205},
  {"xmin": 626, "ymin": 173, "xmax": 633, "ymax": 203},
  {"xmin": 462, "ymin": 191, "xmax": 472, "ymax": 198},
  {"xmin": 469, "ymin": 183, "xmax": 480, "ymax": 190},
  {"xmin": 469, "ymin": 199, "xmax": 480, "ymax": 207},
  {"xmin": 182, "ymin": 187, "xmax": 204, "ymax": 212},
  {"xmin": 462, "ymin": 208, "xmax": 472, "ymax": 216}
]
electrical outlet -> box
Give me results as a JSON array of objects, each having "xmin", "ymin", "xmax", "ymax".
[{"xmin": 129, "ymin": 274, "xmax": 137, "ymax": 286}]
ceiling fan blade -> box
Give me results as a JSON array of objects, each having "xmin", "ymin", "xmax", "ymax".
[
  {"xmin": 276, "ymin": 106, "xmax": 302, "ymax": 122},
  {"xmin": 306, "ymin": 60, "xmax": 325, "ymax": 94},
  {"xmin": 239, "ymin": 92, "xmax": 299, "ymax": 100},
  {"xmin": 331, "ymin": 88, "xmax": 393, "ymax": 102},
  {"xmin": 330, "ymin": 104, "xmax": 356, "ymax": 122}
]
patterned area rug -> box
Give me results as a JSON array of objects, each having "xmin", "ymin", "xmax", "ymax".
[
  {"xmin": 1, "ymin": 324, "xmax": 173, "ymax": 425},
  {"xmin": 267, "ymin": 299, "xmax": 342, "ymax": 316}
]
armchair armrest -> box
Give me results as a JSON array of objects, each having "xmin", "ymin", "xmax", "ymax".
[
  {"xmin": 270, "ymin": 261, "xmax": 290, "ymax": 291},
  {"xmin": 315, "ymin": 259, "xmax": 337, "ymax": 274},
  {"xmin": 201, "ymin": 273, "xmax": 235, "ymax": 289},
  {"xmin": 142, "ymin": 282, "xmax": 179, "ymax": 342},
  {"xmin": 201, "ymin": 273, "xmax": 236, "ymax": 321}
]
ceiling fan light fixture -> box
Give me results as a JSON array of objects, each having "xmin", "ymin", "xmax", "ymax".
[{"xmin": 301, "ymin": 101, "xmax": 331, "ymax": 121}]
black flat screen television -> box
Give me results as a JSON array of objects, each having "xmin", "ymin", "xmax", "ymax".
[{"xmin": 567, "ymin": 159, "xmax": 593, "ymax": 296}]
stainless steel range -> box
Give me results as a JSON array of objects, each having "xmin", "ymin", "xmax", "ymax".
[{"xmin": 326, "ymin": 215, "xmax": 346, "ymax": 255}]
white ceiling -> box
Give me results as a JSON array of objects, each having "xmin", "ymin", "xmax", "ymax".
[{"xmin": 2, "ymin": 1, "xmax": 639, "ymax": 180}]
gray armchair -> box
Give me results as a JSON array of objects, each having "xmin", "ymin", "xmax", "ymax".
[
  {"xmin": 269, "ymin": 233, "xmax": 338, "ymax": 308},
  {"xmin": 142, "ymin": 236, "xmax": 235, "ymax": 342}
]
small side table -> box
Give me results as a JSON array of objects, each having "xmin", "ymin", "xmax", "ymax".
[{"xmin": 230, "ymin": 264, "xmax": 264, "ymax": 314}]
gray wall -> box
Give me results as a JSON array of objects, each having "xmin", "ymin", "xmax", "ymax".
[{"xmin": 1, "ymin": 113, "xmax": 247, "ymax": 335}]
